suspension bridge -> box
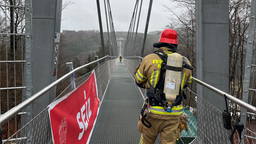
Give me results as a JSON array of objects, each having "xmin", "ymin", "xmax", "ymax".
[{"xmin": 0, "ymin": 0, "xmax": 256, "ymax": 144}]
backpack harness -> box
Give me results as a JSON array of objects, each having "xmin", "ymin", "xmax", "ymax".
[{"xmin": 140, "ymin": 50, "xmax": 193, "ymax": 128}]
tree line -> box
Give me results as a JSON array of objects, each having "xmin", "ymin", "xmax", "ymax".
[{"xmin": 166, "ymin": 0, "xmax": 256, "ymax": 123}]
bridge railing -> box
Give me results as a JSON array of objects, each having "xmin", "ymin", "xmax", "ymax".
[
  {"xmin": 123, "ymin": 56, "xmax": 146, "ymax": 100},
  {"xmin": 123, "ymin": 58, "xmax": 256, "ymax": 144},
  {"xmin": 1, "ymin": 56, "xmax": 118, "ymax": 143}
]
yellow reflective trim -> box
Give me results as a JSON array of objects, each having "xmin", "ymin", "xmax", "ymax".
[
  {"xmin": 150, "ymin": 109, "xmax": 183, "ymax": 115},
  {"xmin": 155, "ymin": 70, "xmax": 159, "ymax": 87},
  {"xmin": 187, "ymin": 76, "xmax": 193, "ymax": 84},
  {"xmin": 181, "ymin": 73, "xmax": 186, "ymax": 90},
  {"xmin": 158, "ymin": 64, "xmax": 161, "ymax": 68},
  {"xmin": 167, "ymin": 51, "xmax": 172, "ymax": 56},
  {"xmin": 150, "ymin": 70, "xmax": 159, "ymax": 88},
  {"xmin": 136, "ymin": 73, "xmax": 144, "ymax": 82},
  {"xmin": 151, "ymin": 106, "xmax": 183, "ymax": 111},
  {"xmin": 187, "ymin": 81, "xmax": 192, "ymax": 84},
  {"xmin": 139, "ymin": 134, "xmax": 143, "ymax": 144},
  {"xmin": 138, "ymin": 69, "xmax": 147, "ymax": 79},
  {"xmin": 150, "ymin": 106, "xmax": 183, "ymax": 116},
  {"xmin": 136, "ymin": 71, "xmax": 147, "ymax": 82},
  {"xmin": 153, "ymin": 60, "xmax": 163, "ymax": 64}
]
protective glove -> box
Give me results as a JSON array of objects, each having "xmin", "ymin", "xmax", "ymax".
[
  {"xmin": 180, "ymin": 119, "xmax": 189, "ymax": 132},
  {"xmin": 180, "ymin": 113, "xmax": 190, "ymax": 132}
]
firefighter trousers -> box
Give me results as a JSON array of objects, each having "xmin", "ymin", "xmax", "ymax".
[{"xmin": 138, "ymin": 113, "xmax": 180, "ymax": 144}]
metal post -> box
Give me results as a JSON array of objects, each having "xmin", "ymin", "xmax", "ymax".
[
  {"xmin": 95, "ymin": 56, "xmax": 100, "ymax": 67},
  {"xmin": 195, "ymin": 0, "xmax": 229, "ymax": 143},
  {"xmin": 96, "ymin": 0, "xmax": 105, "ymax": 56},
  {"xmin": 240, "ymin": 0, "xmax": 256, "ymax": 143},
  {"xmin": 141, "ymin": 0, "xmax": 153, "ymax": 57},
  {"xmin": 66, "ymin": 62, "xmax": 76, "ymax": 91},
  {"xmin": 24, "ymin": 0, "xmax": 33, "ymax": 143}
]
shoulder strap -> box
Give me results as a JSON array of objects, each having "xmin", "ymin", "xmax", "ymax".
[{"xmin": 154, "ymin": 50, "xmax": 167, "ymax": 90}]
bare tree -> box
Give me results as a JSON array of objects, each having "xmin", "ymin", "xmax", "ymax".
[
  {"xmin": 0, "ymin": 0, "xmax": 25, "ymax": 58},
  {"xmin": 165, "ymin": 0, "xmax": 196, "ymax": 92},
  {"xmin": 62, "ymin": 0, "xmax": 74, "ymax": 10}
]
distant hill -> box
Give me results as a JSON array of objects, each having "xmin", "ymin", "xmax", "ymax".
[{"xmin": 59, "ymin": 30, "xmax": 160, "ymax": 63}]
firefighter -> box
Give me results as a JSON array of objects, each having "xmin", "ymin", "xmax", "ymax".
[
  {"xmin": 119, "ymin": 55, "xmax": 122, "ymax": 62},
  {"xmin": 134, "ymin": 29, "xmax": 193, "ymax": 144}
]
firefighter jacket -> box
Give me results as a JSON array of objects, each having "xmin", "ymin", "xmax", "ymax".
[{"xmin": 134, "ymin": 47, "xmax": 193, "ymax": 115}]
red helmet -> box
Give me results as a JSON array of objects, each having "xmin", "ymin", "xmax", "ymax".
[{"xmin": 159, "ymin": 29, "xmax": 178, "ymax": 44}]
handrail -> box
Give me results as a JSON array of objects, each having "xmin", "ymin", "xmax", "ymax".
[
  {"xmin": 124, "ymin": 56, "xmax": 143, "ymax": 59},
  {"xmin": 0, "ymin": 55, "xmax": 110, "ymax": 125},
  {"xmin": 193, "ymin": 77, "xmax": 256, "ymax": 113}
]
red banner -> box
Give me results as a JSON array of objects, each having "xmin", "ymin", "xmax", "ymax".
[{"xmin": 48, "ymin": 71, "xmax": 99, "ymax": 144}]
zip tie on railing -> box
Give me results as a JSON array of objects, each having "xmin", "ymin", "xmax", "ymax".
[
  {"xmin": 0, "ymin": 55, "xmax": 110, "ymax": 125},
  {"xmin": 192, "ymin": 77, "xmax": 256, "ymax": 113}
]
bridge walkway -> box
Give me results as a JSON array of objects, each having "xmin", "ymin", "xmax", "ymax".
[{"xmin": 89, "ymin": 62, "xmax": 143, "ymax": 144}]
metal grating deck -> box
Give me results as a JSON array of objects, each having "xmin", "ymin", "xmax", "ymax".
[{"xmin": 89, "ymin": 62, "xmax": 144, "ymax": 144}]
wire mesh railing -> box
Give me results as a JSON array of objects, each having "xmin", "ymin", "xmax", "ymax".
[
  {"xmin": 0, "ymin": 0, "xmax": 26, "ymax": 140},
  {"xmin": 123, "ymin": 58, "xmax": 256, "ymax": 144},
  {"xmin": 1, "ymin": 57, "xmax": 118, "ymax": 143},
  {"xmin": 123, "ymin": 57, "xmax": 146, "ymax": 99}
]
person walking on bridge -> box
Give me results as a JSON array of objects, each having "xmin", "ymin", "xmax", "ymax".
[
  {"xmin": 119, "ymin": 55, "xmax": 122, "ymax": 62},
  {"xmin": 134, "ymin": 29, "xmax": 193, "ymax": 144}
]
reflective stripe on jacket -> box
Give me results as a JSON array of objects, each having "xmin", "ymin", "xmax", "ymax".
[{"xmin": 150, "ymin": 105, "xmax": 183, "ymax": 115}]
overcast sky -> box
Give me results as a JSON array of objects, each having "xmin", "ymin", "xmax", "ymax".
[{"xmin": 61, "ymin": 0, "xmax": 178, "ymax": 33}]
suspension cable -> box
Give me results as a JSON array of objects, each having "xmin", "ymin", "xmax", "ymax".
[
  {"xmin": 132, "ymin": 0, "xmax": 144, "ymax": 56},
  {"xmin": 106, "ymin": 0, "xmax": 118, "ymax": 56},
  {"xmin": 103, "ymin": 0, "xmax": 111, "ymax": 55},
  {"xmin": 124, "ymin": 0, "xmax": 140, "ymax": 56},
  {"xmin": 141, "ymin": 0, "xmax": 153, "ymax": 57},
  {"xmin": 124, "ymin": 0, "xmax": 153, "ymax": 57},
  {"xmin": 128, "ymin": 0, "xmax": 139, "ymax": 56},
  {"xmin": 96, "ymin": 0, "xmax": 105, "ymax": 56}
]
